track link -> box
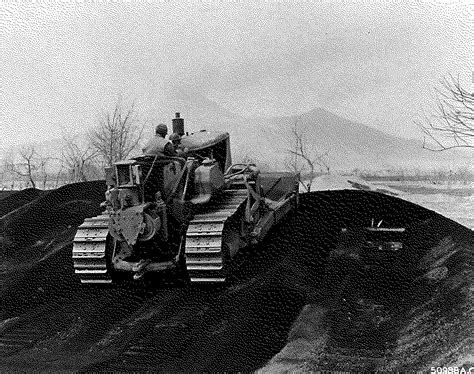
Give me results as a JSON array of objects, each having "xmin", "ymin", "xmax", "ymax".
[
  {"xmin": 185, "ymin": 189, "xmax": 248, "ymax": 283},
  {"xmin": 72, "ymin": 213, "xmax": 112, "ymax": 284}
]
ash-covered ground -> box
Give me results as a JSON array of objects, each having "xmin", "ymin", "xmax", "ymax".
[{"xmin": 0, "ymin": 181, "xmax": 472, "ymax": 372}]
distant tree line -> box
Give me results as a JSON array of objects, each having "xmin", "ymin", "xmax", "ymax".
[
  {"xmin": 353, "ymin": 166, "xmax": 474, "ymax": 184},
  {"xmin": 1, "ymin": 98, "xmax": 145, "ymax": 190}
]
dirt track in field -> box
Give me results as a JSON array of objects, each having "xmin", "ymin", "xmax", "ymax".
[{"xmin": 0, "ymin": 181, "xmax": 472, "ymax": 372}]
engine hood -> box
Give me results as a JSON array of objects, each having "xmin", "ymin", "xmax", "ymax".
[{"xmin": 180, "ymin": 130, "xmax": 229, "ymax": 151}]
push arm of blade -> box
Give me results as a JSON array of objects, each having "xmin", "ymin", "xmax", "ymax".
[
  {"xmin": 244, "ymin": 175, "xmax": 261, "ymax": 222},
  {"xmin": 142, "ymin": 155, "xmax": 159, "ymax": 188},
  {"xmin": 181, "ymin": 161, "xmax": 193, "ymax": 202},
  {"xmin": 166, "ymin": 159, "xmax": 194, "ymax": 203}
]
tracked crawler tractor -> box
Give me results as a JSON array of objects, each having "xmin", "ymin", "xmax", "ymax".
[
  {"xmin": 340, "ymin": 219, "xmax": 406, "ymax": 253},
  {"xmin": 72, "ymin": 113, "xmax": 299, "ymax": 284}
]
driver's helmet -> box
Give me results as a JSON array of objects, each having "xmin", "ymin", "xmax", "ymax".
[{"xmin": 155, "ymin": 124, "xmax": 168, "ymax": 137}]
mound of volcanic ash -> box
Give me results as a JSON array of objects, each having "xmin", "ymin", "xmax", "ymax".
[
  {"xmin": 0, "ymin": 188, "xmax": 44, "ymax": 218},
  {"xmin": 260, "ymin": 192, "xmax": 473, "ymax": 372},
  {"xmin": 1, "ymin": 186, "xmax": 472, "ymax": 373},
  {"xmin": 0, "ymin": 181, "xmax": 106, "ymax": 317},
  {"xmin": 1, "ymin": 181, "xmax": 106, "ymax": 256}
]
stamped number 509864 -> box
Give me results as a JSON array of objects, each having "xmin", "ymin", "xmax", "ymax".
[{"xmin": 431, "ymin": 367, "xmax": 474, "ymax": 374}]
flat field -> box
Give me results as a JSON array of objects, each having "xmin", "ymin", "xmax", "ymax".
[{"xmin": 372, "ymin": 180, "xmax": 474, "ymax": 230}]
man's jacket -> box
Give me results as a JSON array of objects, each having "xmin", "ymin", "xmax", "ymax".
[{"xmin": 142, "ymin": 136, "xmax": 176, "ymax": 156}]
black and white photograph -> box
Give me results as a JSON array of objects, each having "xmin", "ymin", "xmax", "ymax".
[{"xmin": 1, "ymin": 1, "xmax": 473, "ymax": 372}]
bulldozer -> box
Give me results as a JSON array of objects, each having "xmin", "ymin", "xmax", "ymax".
[
  {"xmin": 72, "ymin": 113, "xmax": 299, "ymax": 284},
  {"xmin": 340, "ymin": 219, "xmax": 405, "ymax": 253}
]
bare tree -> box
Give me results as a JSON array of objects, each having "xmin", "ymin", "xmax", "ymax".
[
  {"xmin": 419, "ymin": 74, "xmax": 473, "ymax": 151},
  {"xmin": 62, "ymin": 135, "xmax": 99, "ymax": 182},
  {"xmin": 53, "ymin": 158, "xmax": 66, "ymax": 188},
  {"xmin": 0, "ymin": 151, "xmax": 12, "ymax": 189},
  {"xmin": 286, "ymin": 119, "xmax": 330, "ymax": 192},
  {"xmin": 89, "ymin": 99, "xmax": 145, "ymax": 167},
  {"xmin": 38, "ymin": 155, "xmax": 51, "ymax": 189},
  {"xmin": 19, "ymin": 145, "xmax": 37, "ymax": 188},
  {"xmin": 6, "ymin": 145, "xmax": 39, "ymax": 188},
  {"xmin": 2, "ymin": 150, "xmax": 16, "ymax": 189}
]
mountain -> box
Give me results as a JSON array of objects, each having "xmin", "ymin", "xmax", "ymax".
[{"xmin": 220, "ymin": 107, "xmax": 473, "ymax": 172}]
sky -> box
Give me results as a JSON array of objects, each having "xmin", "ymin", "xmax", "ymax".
[{"xmin": 1, "ymin": 1, "xmax": 472, "ymax": 151}]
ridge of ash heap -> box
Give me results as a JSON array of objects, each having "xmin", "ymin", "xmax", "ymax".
[
  {"xmin": 0, "ymin": 180, "xmax": 473, "ymax": 372},
  {"xmin": 0, "ymin": 188, "xmax": 45, "ymax": 219}
]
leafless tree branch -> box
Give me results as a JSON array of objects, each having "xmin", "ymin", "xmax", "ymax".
[
  {"xmin": 285, "ymin": 118, "xmax": 330, "ymax": 192},
  {"xmin": 89, "ymin": 98, "xmax": 145, "ymax": 167},
  {"xmin": 5, "ymin": 145, "xmax": 39, "ymax": 188},
  {"xmin": 62, "ymin": 134, "xmax": 100, "ymax": 182},
  {"xmin": 418, "ymin": 74, "xmax": 473, "ymax": 151}
]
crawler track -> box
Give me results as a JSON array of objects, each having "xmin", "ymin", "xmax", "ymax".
[
  {"xmin": 85, "ymin": 288, "xmax": 218, "ymax": 373},
  {"xmin": 0, "ymin": 306, "xmax": 77, "ymax": 358},
  {"xmin": 108, "ymin": 312, "xmax": 196, "ymax": 372},
  {"xmin": 185, "ymin": 189, "xmax": 248, "ymax": 283},
  {"xmin": 72, "ymin": 213, "xmax": 112, "ymax": 284},
  {"xmin": 0, "ymin": 323, "xmax": 48, "ymax": 356}
]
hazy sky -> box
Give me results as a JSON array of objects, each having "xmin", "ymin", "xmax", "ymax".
[{"xmin": 1, "ymin": 1, "xmax": 472, "ymax": 149}]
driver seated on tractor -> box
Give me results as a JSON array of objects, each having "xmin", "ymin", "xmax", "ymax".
[
  {"xmin": 142, "ymin": 124, "xmax": 177, "ymax": 157},
  {"xmin": 169, "ymin": 133, "xmax": 189, "ymax": 156}
]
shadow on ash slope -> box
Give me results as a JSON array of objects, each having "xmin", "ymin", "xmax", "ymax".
[{"xmin": 0, "ymin": 182, "xmax": 472, "ymax": 372}]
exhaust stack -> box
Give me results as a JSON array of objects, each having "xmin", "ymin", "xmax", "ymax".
[{"xmin": 172, "ymin": 112, "xmax": 184, "ymax": 136}]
